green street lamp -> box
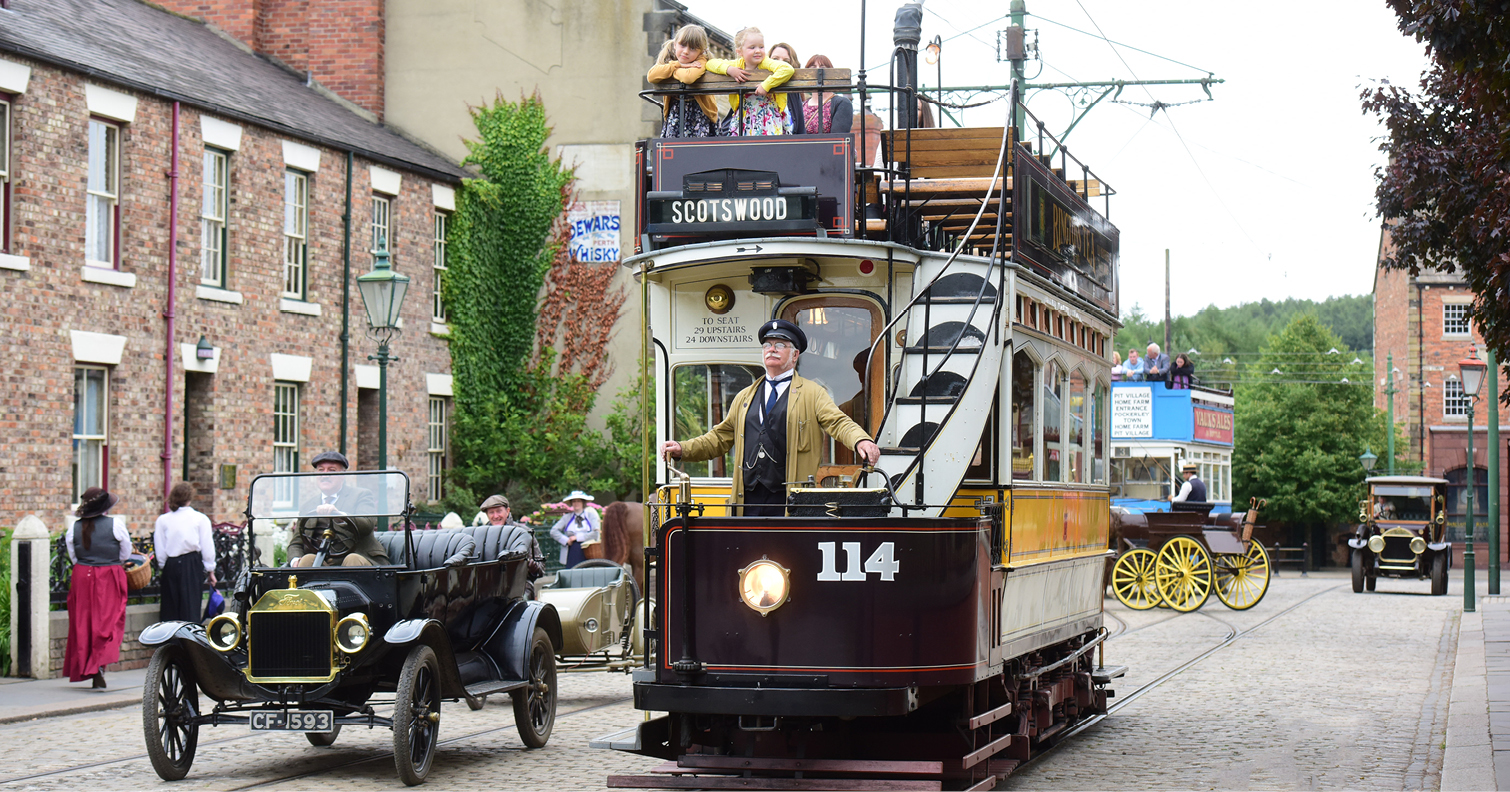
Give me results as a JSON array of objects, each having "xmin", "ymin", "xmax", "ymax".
[
  {"xmin": 1359, "ymin": 447, "xmax": 1377, "ymax": 474},
  {"xmin": 356, "ymin": 239, "xmax": 410, "ymax": 470},
  {"xmin": 1460, "ymin": 347, "xmax": 1488, "ymax": 613}
]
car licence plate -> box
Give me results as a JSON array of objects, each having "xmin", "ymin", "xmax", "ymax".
[{"xmin": 249, "ymin": 710, "xmax": 333, "ymax": 732}]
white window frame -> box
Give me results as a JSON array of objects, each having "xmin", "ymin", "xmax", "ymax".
[
  {"xmin": 0, "ymin": 95, "xmax": 10, "ymax": 254},
  {"xmin": 1443, "ymin": 302, "xmax": 1471, "ymax": 337},
  {"xmin": 432, "ymin": 212, "xmax": 448, "ymax": 323},
  {"xmin": 273, "ymin": 382, "xmax": 300, "ymax": 504},
  {"xmin": 371, "ymin": 194, "xmax": 391, "ymax": 263},
  {"xmin": 1444, "ymin": 377, "xmax": 1469, "ymax": 418},
  {"xmin": 428, "ymin": 397, "xmax": 448, "ymax": 501},
  {"xmin": 73, "ymin": 366, "xmax": 108, "ymax": 505},
  {"xmin": 86, "ymin": 118, "xmax": 121, "ymax": 268},
  {"xmin": 200, "ymin": 147, "xmax": 229, "ymax": 287},
  {"xmin": 283, "ymin": 169, "xmax": 309, "ymax": 299}
]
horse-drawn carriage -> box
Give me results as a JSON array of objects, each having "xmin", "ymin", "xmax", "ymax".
[{"xmin": 1109, "ymin": 498, "xmax": 1271, "ymax": 612}]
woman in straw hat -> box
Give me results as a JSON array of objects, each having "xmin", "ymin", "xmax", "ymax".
[
  {"xmin": 64, "ymin": 487, "xmax": 132, "ymax": 688},
  {"xmin": 549, "ymin": 490, "xmax": 600, "ymax": 569}
]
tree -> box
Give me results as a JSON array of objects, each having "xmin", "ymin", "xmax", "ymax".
[
  {"xmin": 1233, "ymin": 315, "xmax": 1386, "ymax": 524},
  {"xmin": 1365, "ymin": 1, "xmax": 1510, "ymax": 361}
]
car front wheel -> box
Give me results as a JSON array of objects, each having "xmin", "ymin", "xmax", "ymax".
[
  {"xmin": 1352, "ymin": 549, "xmax": 1365, "ymax": 593},
  {"xmin": 1431, "ymin": 552, "xmax": 1449, "ymax": 596},
  {"xmin": 143, "ymin": 645, "xmax": 200, "ymax": 781},
  {"xmin": 394, "ymin": 645, "xmax": 441, "ymax": 786}
]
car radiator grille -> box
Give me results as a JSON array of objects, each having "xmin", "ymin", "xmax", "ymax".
[{"xmin": 249, "ymin": 611, "xmax": 331, "ymax": 678}]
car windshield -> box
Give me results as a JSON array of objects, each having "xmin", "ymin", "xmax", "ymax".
[
  {"xmin": 249, "ymin": 471, "xmax": 409, "ymax": 521},
  {"xmin": 1371, "ymin": 485, "xmax": 1434, "ymax": 522}
]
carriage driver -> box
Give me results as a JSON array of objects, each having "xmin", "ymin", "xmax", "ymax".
[
  {"xmin": 1170, "ymin": 462, "xmax": 1207, "ymax": 504},
  {"xmin": 660, "ymin": 319, "xmax": 882, "ymax": 516}
]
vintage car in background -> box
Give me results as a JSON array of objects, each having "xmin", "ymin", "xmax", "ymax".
[
  {"xmin": 137, "ymin": 471, "xmax": 561, "ymax": 786},
  {"xmin": 536, "ymin": 558, "xmax": 642, "ymax": 671},
  {"xmin": 1349, "ymin": 475, "xmax": 1451, "ymax": 595}
]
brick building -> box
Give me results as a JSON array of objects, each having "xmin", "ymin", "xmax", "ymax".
[
  {"xmin": 1373, "ymin": 227, "xmax": 1508, "ymax": 567},
  {"xmin": 0, "ymin": 0, "xmax": 468, "ymax": 535}
]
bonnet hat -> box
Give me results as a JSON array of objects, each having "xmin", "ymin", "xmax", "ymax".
[
  {"xmin": 75, "ymin": 486, "xmax": 119, "ymax": 519},
  {"xmin": 561, "ymin": 490, "xmax": 596, "ymax": 505}
]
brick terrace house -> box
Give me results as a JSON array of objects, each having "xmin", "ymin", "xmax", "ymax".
[
  {"xmin": 1374, "ymin": 226, "xmax": 1509, "ymax": 568},
  {"xmin": 0, "ymin": 0, "xmax": 470, "ymax": 537}
]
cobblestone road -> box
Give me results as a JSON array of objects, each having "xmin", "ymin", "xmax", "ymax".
[
  {"xmin": 1005, "ymin": 571, "xmax": 1457, "ymax": 791},
  {"xmin": 0, "ymin": 571, "xmax": 1459, "ymax": 791}
]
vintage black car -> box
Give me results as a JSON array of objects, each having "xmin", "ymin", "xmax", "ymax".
[
  {"xmin": 138, "ymin": 471, "xmax": 561, "ymax": 785},
  {"xmin": 1349, "ymin": 475, "xmax": 1451, "ymax": 595}
]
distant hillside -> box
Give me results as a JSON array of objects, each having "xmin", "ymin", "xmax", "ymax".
[{"xmin": 1114, "ymin": 294, "xmax": 1373, "ymax": 360}]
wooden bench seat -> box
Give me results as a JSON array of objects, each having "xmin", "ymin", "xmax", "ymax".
[{"xmin": 882, "ymin": 127, "xmax": 1010, "ymax": 180}]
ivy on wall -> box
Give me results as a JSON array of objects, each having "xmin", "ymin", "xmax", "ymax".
[{"xmin": 442, "ymin": 93, "xmax": 642, "ymax": 514}]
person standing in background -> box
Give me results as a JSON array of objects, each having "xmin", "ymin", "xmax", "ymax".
[
  {"xmin": 64, "ymin": 487, "xmax": 131, "ymax": 688},
  {"xmin": 550, "ymin": 491, "xmax": 601, "ymax": 568},
  {"xmin": 153, "ymin": 481, "xmax": 217, "ymax": 623}
]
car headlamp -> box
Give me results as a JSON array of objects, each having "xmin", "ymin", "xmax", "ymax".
[
  {"xmin": 738, "ymin": 558, "xmax": 791, "ymax": 616},
  {"xmin": 335, "ymin": 613, "xmax": 371, "ymax": 654},
  {"xmin": 585, "ymin": 618, "xmax": 600, "ymax": 633},
  {"xmin": 1367, "ymin": 535, "xmax": 1385, "ymax": 554},
  {"xmin": 1410, "ymin": 536, "xmax": 1427, "ymax": 555},
  {"xmin": 206, "ymin": 613, "xmax": 241, "ymax": 652}
]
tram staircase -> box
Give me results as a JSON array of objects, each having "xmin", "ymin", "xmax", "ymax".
[{"xmin": 874, "ymin": 258, "xmax": 1007, "ymax": 516}]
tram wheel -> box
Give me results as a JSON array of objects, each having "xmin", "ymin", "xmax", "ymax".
[
  {"xmin": 1154, "ymin": 536, "xmax": 1212, "ymax": 612},
  {"xmin": 1214, "ymin": 542, "xmax": 1270, "ymax": 610},
  {"xmin": 1112, "ymin": 549, "xmax": 1161, "ymax": 610}
]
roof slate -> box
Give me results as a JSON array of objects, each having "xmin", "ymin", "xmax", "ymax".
[{"xmin": 0, "ymin": 0, "xmax": 468, "ymax": 181}]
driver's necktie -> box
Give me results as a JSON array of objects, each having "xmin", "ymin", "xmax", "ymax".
[{"xmin": 764, "ymin": 377, "xmax": 790, "ymax": 426}]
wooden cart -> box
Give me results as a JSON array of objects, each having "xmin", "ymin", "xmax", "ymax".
[{"xmin": 1110, "ymin": 498, "xmax": 1270, "ymax": 612}]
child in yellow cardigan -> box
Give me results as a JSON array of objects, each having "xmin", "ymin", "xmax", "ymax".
[
  {"xmin": 706, "ymin": 26, "xmax": 795, "ymax": 136},
  {"xmin": 647, "ymin": 25, "xmax": 719, "ymax": 138}
]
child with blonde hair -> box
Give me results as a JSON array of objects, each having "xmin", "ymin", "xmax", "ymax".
[
  {"xmin": 647, "ymin": 25, "xmax": 720, "ymax": 138},
  {"xmin": 707, "ymin": 26, "xmax": 795, "ymax": 136}
]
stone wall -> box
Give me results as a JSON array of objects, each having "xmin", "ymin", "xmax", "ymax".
[{"xmin": 48, "ymin": 603, "xmax": 164, "ymax": 677}]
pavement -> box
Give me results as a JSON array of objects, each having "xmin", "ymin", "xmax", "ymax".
[
  {"xmin": 1443, "ymin": 591, "xmax": 1510, "ymax": 790},
  {"xmin": 0, "ymin": 665, "xmax": 148, "ymax": 725}
]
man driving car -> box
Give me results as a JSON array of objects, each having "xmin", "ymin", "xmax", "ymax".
[{"xmin": 288, "ymin": 451, "xmax": 390, "ymax": 566}]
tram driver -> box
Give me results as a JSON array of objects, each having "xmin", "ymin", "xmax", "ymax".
[{"xmin": 660, "ymin": 319, "xmax": 882, "ymax": 516}]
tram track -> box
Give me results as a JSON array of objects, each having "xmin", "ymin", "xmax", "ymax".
[
  {"xmin": 0, "ymin": 695, "xmax": 632, "ymax": 788},
  {"xmin": 1006, "ymin": 584, "xmax": 1346, "ymax": 783}
]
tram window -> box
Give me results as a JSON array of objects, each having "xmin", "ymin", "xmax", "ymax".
[
  {"xmin": 672, "ymin": 364, "xmax": 762, "ymax": 478},
  {"xmin": 1110, "ymin": 456, "xmax": 1172, "ymax": 500},
  {"xmin": 1011, "ymin": 350, "xmax": 1037, "ymax": 480},
  {"xmin": 1068, "ymin": 370, "xmax": 1087, "ymax": 483},
  {"xmin": 783, "ymin": 297, "xmax": 885, "ymax": 465},
  {"xmin": 1043, "ymin": 360, "xmax": 1063, "ymax": 481}
]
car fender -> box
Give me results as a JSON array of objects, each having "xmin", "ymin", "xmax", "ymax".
[
  {"xmin": 488, "ymin": 600, "xmax": 562, "ymax": 680},
  {"xmin": 384, "ymin": 618, "xmax": 467, "ymax": 698},
  {"xmin": 1428, "ymin": 541, "xmax": 1451, "ymax": 552},
  {"xmin": 1347, "ymin": 538, "xmax": 1368, "ymax": 550},
  {"xmin": 138, "ymin": 620, "xmax": 200, "ymax": 647}
]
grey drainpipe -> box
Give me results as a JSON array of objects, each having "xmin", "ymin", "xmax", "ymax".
[
  {"xmin": 340, "ymin": 150, "xmax": 354, "ymax": 454},
  {"xmin": 162, "ymin": 101, "xmax": 181, "ymax": 509}
]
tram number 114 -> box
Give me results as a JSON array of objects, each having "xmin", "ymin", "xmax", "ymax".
[{"xmin": 817, "ymin": 541, "xmax": 899, "ymax": 582}]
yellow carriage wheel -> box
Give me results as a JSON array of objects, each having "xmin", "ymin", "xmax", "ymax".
[
  {"xmin": 1112, "ymin": 549, "xmax": 1162, "ymax": 610},
  {"xmin": 1154, "ymin": 536, "xmax": 1212, "ymax": 612},
  {"xmin": 1214, "ymin": 542, "xmax": 1271, "ymax": 611}
]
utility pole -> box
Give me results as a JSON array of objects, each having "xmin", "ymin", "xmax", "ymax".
[
  {"xmin": 1164, "ymin": 249, "xmax": 1171, "ymax": 354},
  {"xmin": 1009, "ymin": 0, "xmax": 1027, "ymax": 132},
  {"xmin": 1489, "ymin": 347, "xmax": 1500, "ymax": 594}
]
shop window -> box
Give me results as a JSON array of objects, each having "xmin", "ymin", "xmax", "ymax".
[{"xmin": 1444, "ymin": 466, "xmax": 1488, "ymax": 542}]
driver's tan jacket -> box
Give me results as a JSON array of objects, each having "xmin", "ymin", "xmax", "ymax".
[
  {"xmin": 289, "ymin": 484, "xmax": 389, "ymax": 564},
  {"xmin": 677, "ymin": 374, "xmax": 872, "ymax": 506}
]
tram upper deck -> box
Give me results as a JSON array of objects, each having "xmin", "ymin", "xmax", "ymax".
[{"xmin": 633, "ymin": 73, "xmax": 1123, "ymax": 533}]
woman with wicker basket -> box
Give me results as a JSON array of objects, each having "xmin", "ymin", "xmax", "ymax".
[{"xmin": 64, "ymin": 487, "xmax": 131, "ymax": 688}]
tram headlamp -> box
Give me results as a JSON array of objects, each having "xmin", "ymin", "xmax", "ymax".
[
  {"xmin": 1410, "ymin": 536, "xmax": 1427, "ymax": 555},
  {"xmin": 1367, "ymin": 535, "xmax": 1386, "ymax": 554},
  {"xmin": 206, "ymin": 614, "xmax": 241, "ymax": 652},
  {"xmin": 335, "ymin": 613, "xmax": 371, "ymax": 654},
  {"xmin": 738, "ymin": 558, "xmax": 791, "ymax": 616},
  {"xmin": 704, "ymin": 284, "xmax": 735, "ymax": 315}
]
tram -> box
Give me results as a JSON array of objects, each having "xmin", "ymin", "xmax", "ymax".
[
  {"xmin": 1109, "ymin": 381, "xmax": 1234, "ymax": 514},
  {"xmin": 596, "ymin": 18, "xmax": 1124, "ymax": 791}
]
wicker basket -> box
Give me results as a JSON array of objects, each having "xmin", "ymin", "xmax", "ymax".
[{"xmin": 124, "ymin": 554, "xmax": 153, "ymax": 591}]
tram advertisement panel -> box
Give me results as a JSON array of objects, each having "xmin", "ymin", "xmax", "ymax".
[
  {"xmin": 648, "ymin": 136, "xmax": 855, "ymax": 241},
  {"xmin": 1013, "ymin": 143, "xmax": 1118, "ymax": 313}
]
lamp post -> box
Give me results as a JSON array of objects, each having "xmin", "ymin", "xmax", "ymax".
[
  {"xmin": 1359, "ymin": 447, "xmax": 1377, "ymax": 475},
  {"xmin": 356, "ymin": 240, "xmax": 410, "ymax": 470},
  {"xmin": 1460, "ymin": 347, "xmax": 1488, "ymax": 612},
  {"xmin": 924, "ymin": 35, "xmax": 942, "ymax": 124},
  {"xmin": 1383, "ymin": 353, "xmax": 1399, "ymax": 476}
]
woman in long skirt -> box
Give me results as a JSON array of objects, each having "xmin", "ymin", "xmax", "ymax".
[
  {"xmin": 64, "ymin": 487, "xmax": 131, "ymax": 688},
  {"xmin": 153, "ymin": 481, "xmax": 217, "ymax": 623}
]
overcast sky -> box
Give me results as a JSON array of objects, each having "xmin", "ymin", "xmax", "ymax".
[{"xmin": 687, "ymin": 0, "xmax": 1432, "ymax": 321}]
